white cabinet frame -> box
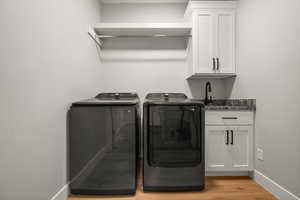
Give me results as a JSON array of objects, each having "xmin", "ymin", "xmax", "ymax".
[
  {"xmin": 205, "ymin": 111, "xmax": 254, "ymax": 172},
  {"xmin": 185, "ymin": 1, "xmax": 237, "ymax": 79}
]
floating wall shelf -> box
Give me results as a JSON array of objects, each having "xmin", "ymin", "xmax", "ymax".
[
  {"xmin": 88, "ymin": 22, "xmax": 192, "ymax": 48},
  {"xmin": 100, "ymin": 0, "xmax": 189, "ymax": 3}
]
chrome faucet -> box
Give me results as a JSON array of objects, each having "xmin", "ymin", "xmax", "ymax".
[{"xmin": 204, "ymin": 82, "xmax": 213, "ymax": 105}]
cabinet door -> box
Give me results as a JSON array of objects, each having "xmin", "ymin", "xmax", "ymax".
[
  {"xmin": 205, "ymin": 126, "xmax": 231, "ymax": 171},
  {"xmin": 229, "ymin": 126, "xmax": 253, "ymax": 170},
  {"xmin": 193, "ymin": 11, "xmax": 215, "ymax": 74},
  {"xmin": 216, "ymin": 11, "xmax": 235, "ymax": 73}
]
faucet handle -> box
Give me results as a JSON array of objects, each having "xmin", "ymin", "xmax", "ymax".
[
  {"xmin": 163, "ymin": 93, "xmax": 170, "ymax": 101},
  {"xmin": 114, "ymin": 93, "xmax": 120, "ymax": 99},
  {"xmin": 210, "ymin": 96, "xmax": 213, "ymax": 103}
]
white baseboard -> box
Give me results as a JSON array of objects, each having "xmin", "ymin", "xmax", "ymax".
[
  {"xmin": 50, "ymin": 184, "xmax": 69, "ymax": 200},
  {"xmin": 254, "ymin": 170, "xmax": 300, "ymax": 200}
]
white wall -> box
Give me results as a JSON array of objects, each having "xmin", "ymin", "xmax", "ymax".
[
  {"xmin": 100, "ymin": 3, "xmax": 228, "ymax": 100},
  {"xmin": 227, "ymin": 0, "xmax": 300, "ymax": 197},
  {"xmin": 1, "ymin": 0, "xmax": 299, "ymax": 199},
  {"xmin": 0, "ymin": 0, "xmax": 102, "ymax": 199}
]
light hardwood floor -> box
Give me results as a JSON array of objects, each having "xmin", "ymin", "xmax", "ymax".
[{"xmin": 68, "ymin": 176, "xmax": 277, "ymax": 200}]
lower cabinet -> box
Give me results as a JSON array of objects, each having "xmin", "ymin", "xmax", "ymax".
[
  {"xmin": 205, "ymin": 111, "xmax": 254, "ymax": 172},
  {"xmin": 206, "ymin": 126, "xmax": 229, "ymax": 170}
]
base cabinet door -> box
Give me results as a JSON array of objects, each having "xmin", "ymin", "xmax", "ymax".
[
  {"xmin": 205, "ymin": 126, "xmax": 230, "ymax": 171},
  {"xmin": 229, "ymin": 126, "xmax": 253, "ymax": 171},
  {"xmin": 206, "ymin": 125, "xmax": 253, "ymax": 172}
]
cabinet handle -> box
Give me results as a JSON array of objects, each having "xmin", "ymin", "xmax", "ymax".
[
  {"xmin": 216, "ymin": 57, "xmax": 220, "ymax": 70},
  {"xmin": 222, "ymin": 117, "xmax": 238, "ymax": 120},
  {"xmin": 226, "ymin": 130, "xmax": 229, "ymax": 145},
  {"xmin": 231, "ymin": 130, "xmax": 234, "ymax": 145},
  {"xmin": 212, "ymin": 58, "xmax": 216, "ymax": 70}
]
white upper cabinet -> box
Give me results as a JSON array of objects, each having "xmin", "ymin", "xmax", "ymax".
[
  {"xmin": 185, "ymin": 1, "xmax": 237, "ymax": 79},
  {"xmin": 193, "ymin": 10, "xmax": 215, "ymax": 74},
  {"xmin": 216, "ymin": 11, "xmax": 235, "ymax": 74}
]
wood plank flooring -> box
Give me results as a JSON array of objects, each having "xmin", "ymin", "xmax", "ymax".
[{"xmin": 68, "ymin": 176, "xmax": 277, "ymax": 200}]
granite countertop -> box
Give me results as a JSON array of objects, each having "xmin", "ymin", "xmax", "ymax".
[{"xmin": 192, "ymin": 99, "xmax": 256, "ymax": 111}]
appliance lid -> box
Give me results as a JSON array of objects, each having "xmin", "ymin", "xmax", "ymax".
[
  {"xmin": 145, "ymin": 93, "xmax": 204, "ymax": 106},
  {"xmin": 96, "ymin": 92, "xmax": 139, "ymax": 100},
  {"xmin": 146, "ymin": 93, "xmax": 187, "ymax": 100},
  {"xmin": 72, "ymin": 92, "xmax": 139, "ymax": 106}
]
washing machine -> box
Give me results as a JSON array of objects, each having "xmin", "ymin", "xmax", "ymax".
[
  {"xmin": 143, "ymin": 93, "xmax": 205, "ymax": 192},
  {"xmin": 69, "ymin": 93, "xmax": 140, "ymax": 195}
]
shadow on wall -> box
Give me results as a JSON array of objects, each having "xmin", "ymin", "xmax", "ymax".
[
  {"xmin": 97, "ymin": 37, "xmax": 189, "ymax": 61},
  {"xmin": 187, "ymin": 77, "xmax": 236, "ymax": 100},
  {"xmin": 102, "ymin": 37, "xmax": 188, "ymax": 50},
  {"xmin": 224, "ymin": 77, "xmax": 237, "ymax": 98}
]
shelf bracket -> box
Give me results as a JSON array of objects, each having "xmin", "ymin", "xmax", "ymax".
[{"xmin": 88, "ymin": 26, "xmax": 103, "ymax": 48}]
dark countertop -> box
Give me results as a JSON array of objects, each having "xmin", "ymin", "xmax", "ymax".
[{"xmin": 192, "ymin": 99, "xmax": 256, "ymax": 111}]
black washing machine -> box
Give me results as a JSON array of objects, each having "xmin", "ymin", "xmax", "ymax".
[
  {"xmin": 69, "ymin": 93, "xmax": 140, "ymax": 195},
  {"xmin": 143, "ymin": 93, "xmax": 205, "ymax": 192}
]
